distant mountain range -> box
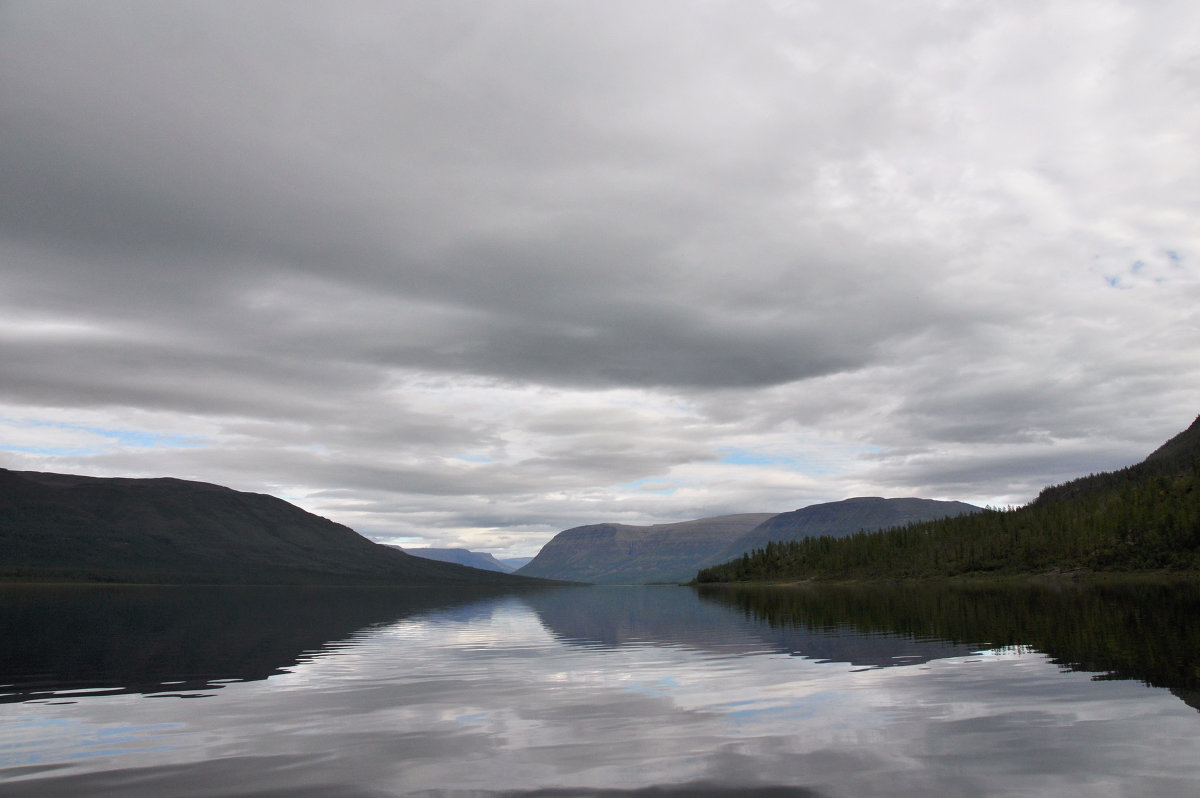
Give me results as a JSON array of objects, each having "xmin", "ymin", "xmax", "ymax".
[
  {"xmin": 0, "ymin": 470, "xmax": 550, "ymax": 587},
  {"xmin": 394, "ymin": 547, "xmax": 516, "ymax": 573},
  {"xmin": 515, "ymin": 499, "xmax": 978, "ymax": 584},
  {"xmin": 14, "ymin": 412, "xmax": 1189, "ymax": 588}
]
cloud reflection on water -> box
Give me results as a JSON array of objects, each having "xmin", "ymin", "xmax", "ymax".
[{"xmin": 2, "ymin": 583, "xmax": 1199, "ymax": 796}]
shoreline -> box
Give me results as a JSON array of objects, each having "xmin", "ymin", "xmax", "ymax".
[{"xmin": 689, "ymin": 568, "xmax": 1200, "ymax": 589}]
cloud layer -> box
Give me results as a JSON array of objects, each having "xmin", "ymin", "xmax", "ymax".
[{"xmin": 2, "ymin": 1, "xmax": 1198, "ymax": 554}]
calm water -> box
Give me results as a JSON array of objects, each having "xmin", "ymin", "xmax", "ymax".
[{"xmin": 2, "ymin": 581, "xmax": 1200, "ymax": 797}]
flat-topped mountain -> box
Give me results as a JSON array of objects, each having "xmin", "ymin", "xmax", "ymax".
[
  {"xmin": 0, "ymin": 469, "xmax": 546, "ymax": 586},
  {"xmin": 516, "ymin": 514, "xmax": 774, "ymax": 584},
  {"xmin": 714, "ymin": 497, "xmax": 981, "ymax": 563},
  {"xmin": 395, "ymin": 547, "xmax": 515, "ymax": 573},
  {"xmin": 517, "ymin": 498, "xmax": 981, "ymax": 584}
]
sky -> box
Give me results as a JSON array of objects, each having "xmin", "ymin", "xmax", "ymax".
[{"xmin": 2, "ymin": 1, "xmax": 1198, "ymax": 557}]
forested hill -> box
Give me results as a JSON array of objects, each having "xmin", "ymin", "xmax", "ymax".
[
  {"xmin": 713, "ymin": 497, "xmax": 980, "ymax": 564},
  {"xmin": 696, "ymin": 415, "xmax": 1200, "ymax": 583}
]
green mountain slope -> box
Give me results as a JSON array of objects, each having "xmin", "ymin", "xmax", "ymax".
[
  {"xmin": 696, "ymin": 415, "xmax": 1200, "ymax": 583},
  {"xmin": 0, "ymin": 469, "xmax": 546, "ymax": 586},
  {"xmin": 515, "ymin": 514, "xmax": 775, "ymax": 584}
]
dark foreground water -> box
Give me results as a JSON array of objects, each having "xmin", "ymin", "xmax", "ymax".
[{"xmin": 2, "ymin": 581, "xmax": 1200, "ymax": 797}]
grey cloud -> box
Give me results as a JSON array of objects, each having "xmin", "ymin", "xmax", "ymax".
[
  {"xmin": 0, "ymin": 1, "xmax": 985, "ymax": 396},
  {"xmin": 863, "ymin": 445, "xmax": 1143, "ymax": 505},
  {"xmin": 2, "ymin": 1, "xmax": 1198, "ymax": 552}
]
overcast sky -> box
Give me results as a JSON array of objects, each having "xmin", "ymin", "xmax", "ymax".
[{"xmin": 2, "ymin": 1, "xmax": 1198, "ymax": 556}]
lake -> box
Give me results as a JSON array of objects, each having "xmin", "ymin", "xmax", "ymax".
[{"xmin": 2, "ymin": 580, "xmax": 1200, "ymax": 797}]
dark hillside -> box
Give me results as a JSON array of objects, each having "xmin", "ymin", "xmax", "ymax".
[
  {"xmin": 1143, "ymin": 414, "xmax": 1200, "ymax": 467},
  {"xmin": 1034, "ymin": 415, "xmax": 1200, "ymax": 505},
  {"xmin": 0, "ymin": 469, "xmax": 546, "ymax": 586}
]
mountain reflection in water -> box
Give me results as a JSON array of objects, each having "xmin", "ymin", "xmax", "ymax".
[
  {"xmin": 521, "ymin": 585, "xmax": 978, "ymax": 668},
  {"xmin": 693, "ymin": 580, "xmax": 1200, "ymax": 711},
  {"xmin": 6, "ymin": 580, "xmax": 1198, "ymax": 710},
  {"xmin": 3, "ymin": 580, "xmax": 1200, "ymax": 797},
  {"xmin": 0, "ymin": 584, "xmax": 526, "ymax": 702}
]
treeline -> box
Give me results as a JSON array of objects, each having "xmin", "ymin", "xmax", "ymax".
[{"xmin": 696, "ymin": 418, "xmax": 1200, "ymax": 582}]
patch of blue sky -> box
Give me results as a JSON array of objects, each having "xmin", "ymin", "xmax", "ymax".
[
  {"xmin": 719, "ymin": 448, "xmax": 824, "ymax": 473},
  {"xmin": 617, "ymin": 477, "xmax": 676, "ymax": 495},
  {"xmin": 1103, "ymin": 249, "xmax": 1189, "ymax": 289},
  {"xmin": 720, "ymin": 444, "xmax": 881, "ymax": 475},
  {"xmin": 98, "ymin": 427, "xmax": 204, "ymax": 448},
  {"xmin": 455, "ymin": 454, "xmax": 493, "ymax": 463},
  {"xmin": 0, "ymin": 443, "xmax": 103, "ymax": 457},
  {"xmin": 720, "ymin": 449, "xmax": 782, "ymax": 466},
  {"xmin": 0, "ymin": 418, "xmax": 205, "ymax": 457}
]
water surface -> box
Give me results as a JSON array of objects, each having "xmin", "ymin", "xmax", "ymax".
[{"xmin": 2, "ymin": 581, "xmax": 1199, "ymax": 796}]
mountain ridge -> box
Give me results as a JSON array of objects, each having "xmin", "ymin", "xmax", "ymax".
[
  {"xmin": 395, "ymin": 547, "xmax": 515, "ymax": 573},
  {"xmin": 0, "ymin": 469, "xmax": 549, "ymax": 586}
]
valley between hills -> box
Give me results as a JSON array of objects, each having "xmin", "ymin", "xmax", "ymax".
[{"xmin": 1, "ymin": 414, "xmax": 1197, "ymax": 587}]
